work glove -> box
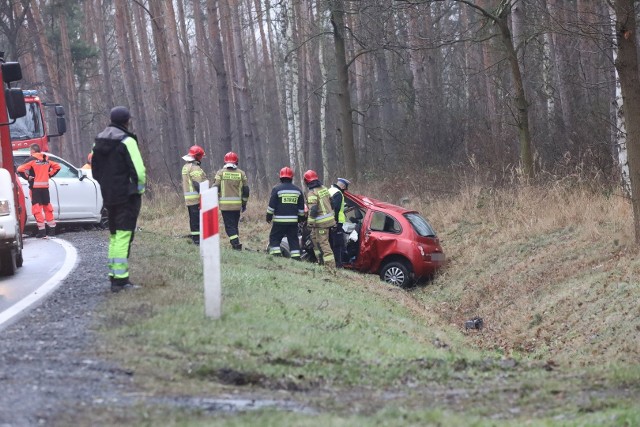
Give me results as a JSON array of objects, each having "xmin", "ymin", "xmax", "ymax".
[
  {"xmin": 266, "ymin": 214, "xmax": 272, "ymax": 224},
  {"xmin": 241, "ymin": 204, "xmax": 246, "ymax": 213}
]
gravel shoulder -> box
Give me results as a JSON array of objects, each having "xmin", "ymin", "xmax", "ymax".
[{"xmin": 0, "ymin": 230, "xmax": 137, "ymax": 426}]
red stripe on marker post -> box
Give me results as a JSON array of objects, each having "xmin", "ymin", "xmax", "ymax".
[{"xmin": 202, "ymin": 206, "xmax": 219, "ymax": 239}]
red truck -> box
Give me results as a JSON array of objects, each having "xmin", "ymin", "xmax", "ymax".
[
  {"xmin": 9, "ymin": 89, "xmax": 66, "ymax": 152},
  {"xmin": 0, "ymin": 56, "xmax": 28, "ymax": 275}
]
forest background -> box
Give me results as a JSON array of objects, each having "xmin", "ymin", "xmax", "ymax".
[{"xmin": 2, "ymin": 0, "xmax": 640, "ymax": 208}]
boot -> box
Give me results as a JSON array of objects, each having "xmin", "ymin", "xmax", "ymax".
[
  {"xmin": 111, "ymin": 277, "xmax": 141, "ymax": 293},
  {"xmin": 46, "ymin": 225, "xmax": 56, "ymax": 237},
  {"xmin": 36, "ymin": 228, "xmax": 46, "ymax": 239},
  {"xmin": 230, "ymin": 238, "xmax": 242, "ymax": 251}
]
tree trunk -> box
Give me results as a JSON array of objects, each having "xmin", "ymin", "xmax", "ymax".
[
  {"xmin": 612, "ymin": 0, "xmax": 640, "ymax": 243},
  {"xmin": 56, "ymin": 4, "xmax": 80, "ymax": 160},
  {"xmin": 206, "ymin": 0, "xmax": 233, "ymax": 158},
  {"xmin": 329, "ymin": 0, "xmax": 357, "ymax": 181}
]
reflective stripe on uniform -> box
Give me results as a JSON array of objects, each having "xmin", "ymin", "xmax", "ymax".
[{"xmin": 273, "ymin": 215, "xmax": 298, "ymax": 223}]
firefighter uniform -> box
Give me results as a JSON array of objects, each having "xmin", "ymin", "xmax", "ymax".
[
  {"xmin": 266, "ymin": 179, "xmax": 305, "ymax": 258},
  {"xmin": 182, "ymin": 157, "xmax": 207, "ymax": 244},
  {"xmin": 93, "ymin": 108, "xmax": 146, "ymax": 290},
  {"xmin": 214, "ymin": 160, "xmax": 249, "ymax": 250},
  {"xmin": 17, "ymin": 150, "xmax": 61, "ymax": 238},
  {"xmin": 305, "ymin": 179, "xmax": 336, "ymax": 267}
]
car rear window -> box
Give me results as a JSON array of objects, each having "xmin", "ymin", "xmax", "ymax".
[{"xmin": 404, "ymin": 213, "xmax": 436, "ymax": 237}]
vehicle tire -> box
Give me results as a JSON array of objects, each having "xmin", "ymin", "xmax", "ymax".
[
  {"xmin": 379, "ymin": 260, "xmax": 412, "ymax": 288},
  {"xmin": 0, "ymin": 249, "xmax": 18, "ymax": 276}
]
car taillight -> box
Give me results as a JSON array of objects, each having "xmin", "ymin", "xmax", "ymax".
[{"xmin": 0, "ymin": 200, "xmax": 10, "ymax": 216}]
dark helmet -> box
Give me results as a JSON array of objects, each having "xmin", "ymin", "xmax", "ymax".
[
  {"xmin": 280, "ymin": 167, "xmax": 294, "ymax": 179},
  {"xmin": 303, "ymin": 169, "xmax": 319, "ymax": 183}
]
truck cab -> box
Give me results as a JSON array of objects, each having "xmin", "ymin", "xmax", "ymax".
[{"xmin": 9, "ymin": 90, "xmax": 66, "ymax": 152}]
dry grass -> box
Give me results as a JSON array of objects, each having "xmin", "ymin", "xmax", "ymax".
[{"xmin": 415, "ymin": 183, "xmax": 639, "ymax": 367}]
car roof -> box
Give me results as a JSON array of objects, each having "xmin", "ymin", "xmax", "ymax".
[{"xmin": 345, "ymin": 192, "xmax": 415, "ymax": 215}]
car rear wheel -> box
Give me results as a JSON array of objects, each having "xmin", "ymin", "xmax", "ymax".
[{"xmin": 380, "ymin": 260, "xmax": 412, "ymax": 288}]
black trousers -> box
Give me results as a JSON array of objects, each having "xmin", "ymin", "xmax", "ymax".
[
  {"xmin": 187, "ymin": 204, "xmax": 200, "ymax": 243},
  {"xmin": 269, "ymin": 223, "xmax": 300, "ymax": 258},
  {"xmin": 107, "ymin": 194, "xmax": 142, "ymax": 234},
  {"xmin": 221, "ymin": 210, "xmax": 241, "ymax": 244},
  {"xmin": 329, "ymin": 225, "xmax": 345, "ymax": 267}
]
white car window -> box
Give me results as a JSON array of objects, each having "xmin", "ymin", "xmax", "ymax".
[{"xmin": 50, "ymin": 157, "xmax": 77, "ymax": 178}]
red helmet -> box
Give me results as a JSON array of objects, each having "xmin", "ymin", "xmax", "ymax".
[
  {"xmin": 303, "ymin": 169, "xmax": 319, "ymax": 183},
  {"xmin": 224, "ymin": 151, "xmax": 239, "ymax": 164},
  {"xmin": 187, "ymin": 145, "xmax": 205, "ymax": 161},
  {"xmin": 279, "ymin": 167, "xmax": 294, "ymax": 179}
]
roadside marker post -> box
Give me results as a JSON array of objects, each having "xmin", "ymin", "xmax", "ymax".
[{"xmin": 199, "ymin": 181, "xmax": 221, "ymax": 319}]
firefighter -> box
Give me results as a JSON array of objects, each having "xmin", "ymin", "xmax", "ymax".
[
  {"xmin": 303, "ymin": 169, "xmax": 336, "ymax": 268},
  {"xmin": 328, "ymin": 178, "xmax": 351, "ymax": 267},
  {"xmin": 213, "ymin": 151, "xmax": 249, "ymax": 250},
  {"xmin": 182, "ymin": 145, "xmax": 207, "ymax": 245},
  {"xmin": 92, "ymin": 106, "xmax": 146, "ymax": 292},
  {"xmin": 266, "ymin": 167, "xmax": 305, "ymax": 259},
  {"xmin": 17, "ymin": 143, "xmax": 61, "ymax": 238}
]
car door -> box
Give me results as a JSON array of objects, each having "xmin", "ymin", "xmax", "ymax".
[
  {"xmin": 355, "ymin": 210, "xmax": 401, "ymax": 273},
  {"xmin": 49, "ymin": 156, "xmax": 101, "ymax": 221}
]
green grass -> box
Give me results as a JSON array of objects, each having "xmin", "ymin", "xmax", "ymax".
[{"xmin": 101, "ymin": 231, "xmax": 485, "ymax": 392}]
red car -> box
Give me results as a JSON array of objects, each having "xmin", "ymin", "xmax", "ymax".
[
  {"xmin": 340, "ymin": 192, "xmax": 445, "ymax": 287},
  {"xmin": 284, "ymin": 192, "xmax": 446, "ymax": 287}
]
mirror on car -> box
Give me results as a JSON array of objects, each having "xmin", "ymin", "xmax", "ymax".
[
  {"xmin": 55, "ymin": 105, "xmax": 65, "ymax": 116},
  {"xmin": 78, "ymin": 169, "xmax": 87, "ymax": 181}
]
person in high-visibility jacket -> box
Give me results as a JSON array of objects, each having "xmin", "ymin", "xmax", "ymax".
[
  {"xmin": 303, "ymin": 169, "xmax": 336, "ymax": 268},
  {"xmin": 328, "ymin": 177, "xmax": 351, "ymax": 267},
  {"xmin": 17, "ymin": 143, "xmax": 61, "ymax": 238},
  {"xmin": 213, "ymin": 151, "xmax": 249, "ymax": 250},
  {"xmin": 92, "ymin": 106, "xmax": 146, "ymax": 292},
  {"xmin": 266, "ymin": 167, "xmax": 305, "ymax": 258},
  {"xmin": 182, "ymin": 145, "xmax": 207, "ymax": 245}
]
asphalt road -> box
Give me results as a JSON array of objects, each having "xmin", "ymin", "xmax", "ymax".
[{"xmin": 0, "ymin": 237, "xmax": 77, "ymax": 330}]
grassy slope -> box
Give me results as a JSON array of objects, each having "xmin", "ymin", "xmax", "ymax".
[
  {"xmin": 418, "ymin": 184, "xmax": 640, "ymax": 368},
  {"xmin": 84, "ymin": 185, "xmax": 640, "ymax": 426}
]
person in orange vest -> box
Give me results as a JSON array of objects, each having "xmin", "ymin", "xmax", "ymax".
[{"xmin": 17, "ymin": 143, "xmax": 61, "ymax": 238}]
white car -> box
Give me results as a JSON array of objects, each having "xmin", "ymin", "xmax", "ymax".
[{"xmin": 14, "ymin": 152, "xmax": 104, "ymax": 228}]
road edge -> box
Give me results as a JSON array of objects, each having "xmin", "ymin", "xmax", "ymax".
[{"xmin": 0, "ymin": 238, "xmax": 78, "ymax": 331}]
